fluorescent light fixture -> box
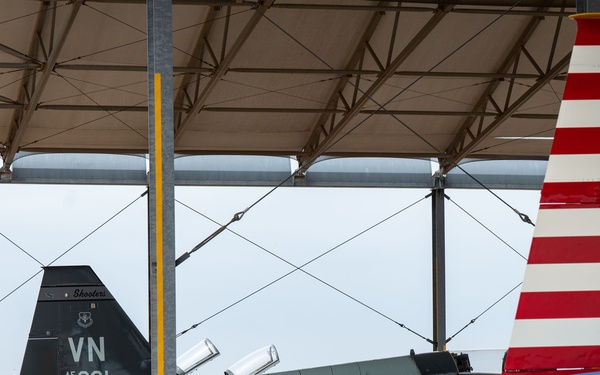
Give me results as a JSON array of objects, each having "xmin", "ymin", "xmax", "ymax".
[
  {"xmin": 494, "ymin": 136, "xmax": 553, "ymax": 140},
  {"xmin": 176, "ymin": 338, "xmax": 220, "ymax": 375},
  {"xmin": 224, "ymin": 345, "xmax": 280, "ymax": 375}
]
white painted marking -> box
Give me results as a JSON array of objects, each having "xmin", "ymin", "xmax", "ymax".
[
  {"xmin": 556, "ymin": 100, "xmax": 600, "ymax": 128},
  {"xmin": 569, "ymin": 45, "xmax": 600, "ymax": 73},
  {"xmin": 68, "ymin": 337, "xmax": 84, "ymax": 362},
  {"xmin": 521, "ymin": 263, "xmax": 600, "ymax": 292},
  {"xmin": 534, "ymin": 207, "xmax": 600, "ymax": 237},
  {"xmin": 509, "ymin": 317, "xmax": 600, "ymax": 347},
  {"xmin": 544, "ymin": 154, "xmax": 600, "ymax": 183},
  {"xmin": 88, "ymin": 337, "xmax": 105, "ymax": 362}
]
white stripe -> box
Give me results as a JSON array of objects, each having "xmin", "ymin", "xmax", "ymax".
[
  {"xmin": 568, "ymin": 45, "xmax": 600, "ymax": 73},
  {"xmin": 509, "ymin": 318, "xmax": 600, "ymax": 347},
  {"xmin": 534, "ymin": 207, "xmax": 600, "ymax": 237},
  {"xmin": 556, "ymin": 100, "xmax": 600, "ymax": 128},
  {"xmin": 521, "ymin": 263, "xmax": 600, "ymax": 292},
  {"xmin": 544, "ymin": 154, "xmax": 600, "ymax": 183}
]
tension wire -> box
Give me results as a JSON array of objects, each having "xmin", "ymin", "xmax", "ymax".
[
  {"xmin": 177, "ymin": 194, "xmax": 434, "ymax": 344},
  {"xmin": 0, "ymin": 189, "xmax": 147, "ymax": 305},
  {"xmin": 446, "ymin": 282, "xmax": 522, "ymax": 343},
  {"xmin": 446, "ymin": 195, "xmax": 528, "ymax": 261},
  {"xmin": 0, "ymin": 232, "xmax": 44, "ymax": 267}
]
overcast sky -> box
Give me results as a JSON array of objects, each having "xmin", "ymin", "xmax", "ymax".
[{"xmin": 0, "ymin": 183, "xmax": 539, "ymax": 374}]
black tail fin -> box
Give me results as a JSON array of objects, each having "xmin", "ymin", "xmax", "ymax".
[{"xmin": 20, "ymin": 265, "xmax": 150, "ymax": 375}]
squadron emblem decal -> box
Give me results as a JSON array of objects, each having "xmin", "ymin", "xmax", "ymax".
[{"xmin": 77, "ymin": 312, "xmax": 93, "ymax": 328}]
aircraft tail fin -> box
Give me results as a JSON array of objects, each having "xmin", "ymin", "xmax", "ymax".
[
  {"xmin": 20, "ymin": 266, "xmax": 150, "ymax": 375},
  {"xmin": 502, "ymin": 12, "xmax": 600, "ymax": 375}
]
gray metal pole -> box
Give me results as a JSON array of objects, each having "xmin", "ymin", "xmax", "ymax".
[
  {"xmin": 147, "ymin": 1, "xmax": 176, "ymax": 375},
  {"xmin": 432, "ymin": 172, "xmax": 446, "ymax": 351},
  {"xmin": 577, "ymin": 0, "xmax": 600, "ymax": 13}
]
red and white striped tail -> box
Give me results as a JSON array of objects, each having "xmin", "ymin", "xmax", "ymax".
[{"xmin": 503, "ymin": 13, "xmax": 600, "ymax": 375}]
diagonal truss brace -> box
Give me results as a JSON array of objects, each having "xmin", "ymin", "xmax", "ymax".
[
  {"xmin": 173, "ymin": 0, "xmax": 275, "ymax": 145},
  {"xmin": 297, "ymin": 5, "xmax": 454, "ymax": 173},
  {"xmin": 0, "ymin": 43, "xmax": 37, "ymax": 62},
  {"xmin": 1, "ymin": 0, "xmax": 82, "ymax": 171},
  {"xmin": 440, "ymin": 11, "xmax": 548, "ymax": 165},
  {"xmin": 439, "ymin": 52, "xmax": 571, "ymax": 172},
  {"xmin": 172, "ymin": 7, "xmax": 216, "ymax": 127},
  {"xmin": 296, "ymin": 1, "xmax": 388, "ymax": 173}
]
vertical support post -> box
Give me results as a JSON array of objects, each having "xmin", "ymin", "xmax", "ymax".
[
  {"xmin": 147, "ymin": 2, "xmax": 176, "ymax": 375},
  {"xmin": 432, "ymin": 172, "xmax": 446, "ymax": 351},
  {"xmin": 577, "ymin": 0, "xmax": 600, "ymax": 13}
]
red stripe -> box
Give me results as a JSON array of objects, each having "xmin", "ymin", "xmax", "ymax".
[
  {"xmin": 540, "ymin": 203, "xmax": 600, "ymax": 209},
  {"xmin": 563, "ymin": 74, "xmax": 600, "ymax": 100},
  {"xmin": 504, "ymin": 370, "xmax": 600, "ymax": 375},
  {"xmin": 574, "ymin": 18, "xmax": 600, "ymax": 46},
  {"xmin": 529, "ymin": 236, "xmax": 600, "ymax": 264},
  {"xmin": 541, "ymin": 182, "xmax": 600, "ymax": 204},
  {"xmin": 515, "ymin": 291, "xmax": 600, "ymax": 319},
  {"xmin": 550, "ymin": 128, "xmax": 600, "ymax": 154},
  {"xmin": 504, "ymin": 346, "xmax": 600, "ymax": 371},
  {"xmin": 504, "ymin": 17, "xmax": 600, "ymax": 375}
]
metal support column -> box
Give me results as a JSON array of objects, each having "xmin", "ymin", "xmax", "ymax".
[
  {"xmin": 147, "ymin": 1, "xmax": 176, "ymax": 375},
  {"xmin": 432, "ymin": 172, "xmax": 446, "ymax": 351},
  {"xmin": 577, "ymin": 0, "xmax": 600, "ymax": 13}
]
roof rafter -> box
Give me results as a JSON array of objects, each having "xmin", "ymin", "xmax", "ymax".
[
  {"xmin": 297, "ymin": 4, "xmax": 454, "ymax": 173},
  {"xmin": 295, "ymin": 1, "xmax": 387, "ymax": 171},
  {"xmin": 439, "ymin": 9, "xmax": 552, "ymax": 172},
  {"xmin": 0, "ymin": 43, "xmax": 37, "ymax": 62},
  {"xmin": 172, "ymin": 6, "xmax": 216, "ymax": 129},
  {"xmin": 2, "ymin": 0, "xmax": 83, "ymax": 171},
  {"xmin": 173, "ymin": 0, "xmax": 275, "ymax": 145},
  {"xmin": 439, "ymin": 52, "xmax": 570, "ymax": 172}
]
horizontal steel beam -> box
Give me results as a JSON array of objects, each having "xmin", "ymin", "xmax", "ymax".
[
  {"xmin": 31, "ymin": 104, "xmax": 556, "ymax": 119},
  {"xmin": 234, "ymin": 69, "xmax": 556, "ymax": 79},
  {"xmin": 202, "ymin": 107, "xmax": 344, "ymax": 114},
  {"xmin": 0, "ymin": 103, "xmax": 23, "ymax": 109},
  {"xmin": 5, "ymin": 153, "xmax": 547, "ymax": 189},
  {"xmin": 13, "ymin": 146, "xmax": 551, "ymax": 162},
  {"xmin": 83, "ymin": 0, "xmax": 574, "ymax": 15},
  {"xmin": 511, "ymin": 113, "xmax": 558, "ymax": 119},
  {"xmin": 56, "ymin": 63, "xmax": 211, "ymax": 73},
  {"xmin": 0, "ymin": 62, "xmax": 41, "ymax": 70},
  {"xmin": 271, "ymin": 3, "xmax": 573, "ymax": 16},
  {"xmin": 37, "ymin": 104, "xmax": 186, "ymax": 112},
  {"xmin": 52, "ymin": 64, "xmax": 558, "ymax": 80}
]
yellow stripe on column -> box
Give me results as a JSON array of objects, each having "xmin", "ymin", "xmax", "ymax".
[{"xmin": 154, "ymin": 72, "xmax": 165, "ymax": 375}]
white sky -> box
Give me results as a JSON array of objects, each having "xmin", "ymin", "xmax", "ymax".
[{"xmin": 0, "ymin": 183, "xmax": 539, "ymax": 374}]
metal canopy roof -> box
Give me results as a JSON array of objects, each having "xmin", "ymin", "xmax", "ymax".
[{"xmin": 0, "ymin": 0, "xmax": 576, "ymax": 186}]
